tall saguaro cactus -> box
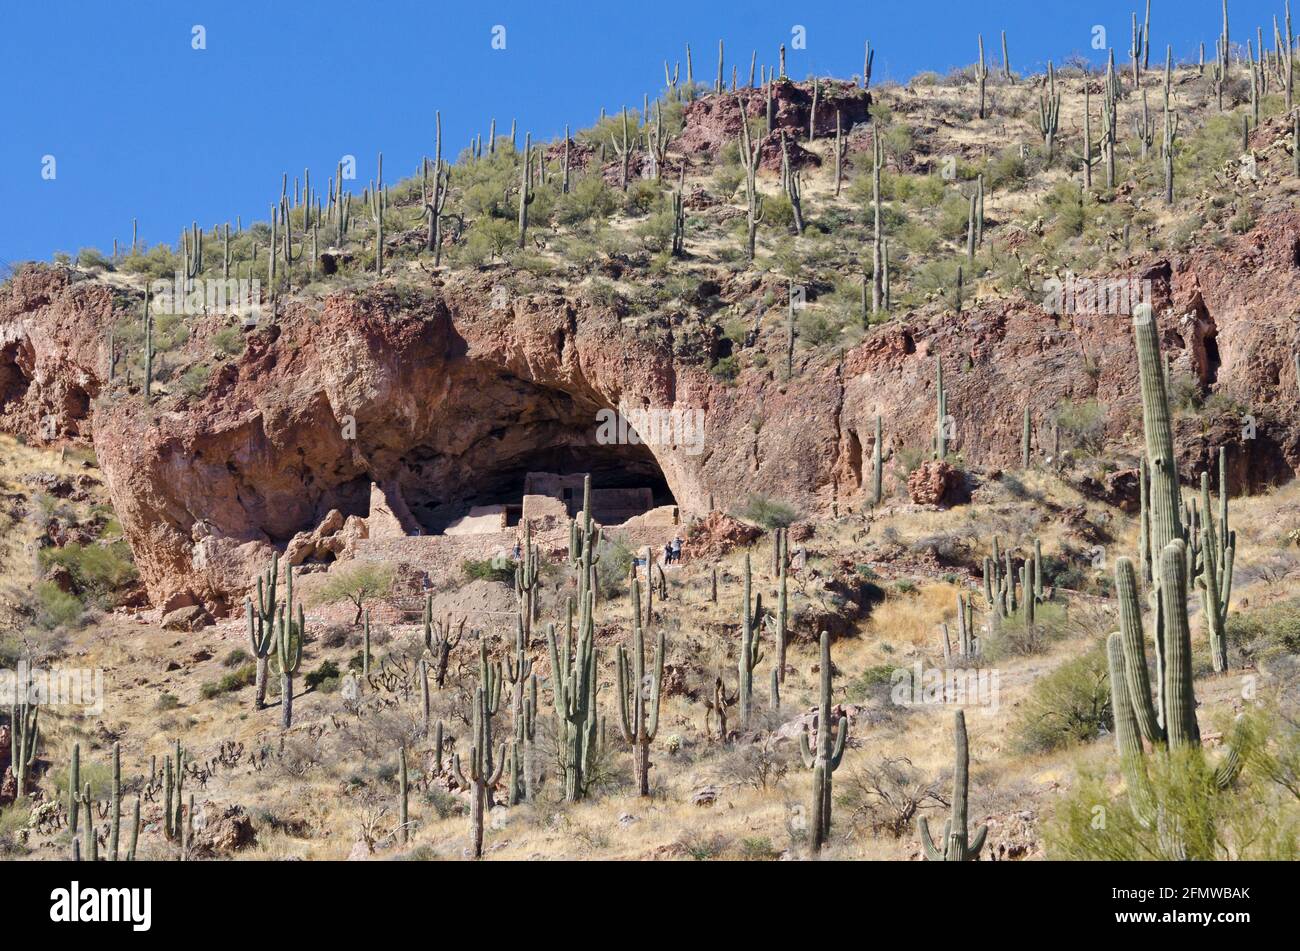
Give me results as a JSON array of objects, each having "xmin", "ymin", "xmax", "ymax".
[
  {"xmin": 919, "ymin": 710, "xmax": 988, "ymax": 861},
  {"xmin": 871, "ymin": 414, "xmax": 884, "ymax": 506},
  {"xmin": 737, "ymin": 553, "xmax": 764, "ymax": 729},
  {"xmin": 800, "ymin": 632, "xmax": 848, "ymax": 853},
  {"xmin": 617, "ymin": 572, "xmax": 665, "ymax": 797},
  {"xmin": 9, "ymin": 695, "xmax": 38, "ymax": 799},
  {"xmin": 277, "ymin": 599, "xmax": 305, "ymax": 730},
  {"xmin": 1196, "ymin": 448, "xmax": 1235, "ymax": 673},
  {"xmin": 1106, "ymin": 304, "xmax": 1243, "ymax": 852},
  {"xmin": 247, "ymin": 553, "xmax": 287, "ymax": 710},
  {"xmin": 546, "ymin": 590, "xmax": 602, "ymax": 801},
  {"xmin": 934, "ymin": 355, "xmax": 948, "ymax": 459},
  {"xmin": 453, "ymin": 684, "xmax": 506, "ymax": 859},
  {"xmin": 738, "ymin": 99, "xmax": 764, "ymax": 263}
]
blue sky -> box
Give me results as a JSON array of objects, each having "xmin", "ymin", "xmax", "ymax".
[{"xmin": 0, "ymin": 0, "xmax": 1286, "ymax": 265}]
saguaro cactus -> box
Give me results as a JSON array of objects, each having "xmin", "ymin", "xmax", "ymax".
[
  {"xmin": 918, "ymin": 710, "xmax": 988, "ymax": 861},
  {"xmin": 617, "ymin": 572, "xmax": 664, "ymax": 796},
  {"xmin": 800, "ymin": 632, "xmax": 848, "ymax": 853},
  {"xmin": 517, "ymin": 132, "xmax": 533, "ymax": 248},
  {"xmin": 773, "ymin": 529, "xmax": 789, "ymax": 683},
  {"xmin": 870, "ymin": 124, "xmax": 886, "ymax": 315},
  {"xmin": 546, "ymin": 594, "xmax": 601, "ymax": 802},
  {"xmin": 10, "ymin": 696, "xmax": 38, "ymax": 799},
  {"xmin": 737, "ymin": 553, "xmax": 764, "ymax": 729},
  {"xmin": 738, "ymin": 99, "xmax": 764, "ymax": 263},
  {"xmin": 509, "ymin": 673, "xmax": 538, "ymax": 805},
  {"xmin": 1022, "ymin": 405, "xmax": 1032, "ymax": 468},
  {"xmin": 277, "ymin": 599, "xmax": 305, "ymax": 729},
  {"xmin": 424, "ymin": 603, "xmax": 462, "ymax": 688},
  {"xmin": 453, "ymin": 685, "xmax": 505, "ymax": 859},
  {"xmin": 1106, "ymin": 304, "xmax": 1244, "ymax": 851},
  {"xmin": 934, "ymin": 355, "xmax": 948, "ymax": 459},
  {"xmin": 1196, "ymin": 448, "xmax": 1235, "ymax": 673},
  {"xmin": 109, "ymin": 742, "xmax": 122, "ymax": 861},
  {"xmin": 247, "ymin": 554, "xmax": 288, "ymax": 710},
  {"xmin": 976, "ymin": 34, "xmax": 989, "ymax": 119},
  {"xmin": 398, "ymin": 745, "xmax": 409, "ymax": 844},
  {"xmin": 871, "ymin": 414, "xmax": 884, "ymax": 505}
]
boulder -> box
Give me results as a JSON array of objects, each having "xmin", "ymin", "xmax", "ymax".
[
  {"xmin": 160, "ymin": 604, "xmax": 212, "ymax": 632},
  {"xmin": 685, "ymin": 512, "xmax": 761, "ymax": 560},
  {"xmin": 192, "ymin": 804, "xmax": 257, "ymax": 856},
  {"xmin": 906, "ymin": 460, "xmax": 965, "ymax": 507}
]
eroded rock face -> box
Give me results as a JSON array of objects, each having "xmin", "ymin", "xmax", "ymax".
[
  {"xmin": 2, "ymin": 208, "xmax": 1299, "ymax": 614},
  {"xmin": 907, "ymin": 460, "xmax": 963, "ymax": 507}
]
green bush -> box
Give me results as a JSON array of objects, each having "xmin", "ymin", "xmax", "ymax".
[
  {"xmin": 1054, "ymin": 399, "xmax": 1107, "ymax": 454},
  {"xmin": 34, "ymin": 582, "xmax": 83, "ymax": 629},
  {"xmin": 594, "ymin": 534, "xmax": 634, "ymax": 598},
  {"xmin": 305, "ymin": 660, "xmax": 340, "ymax": 691},
  {"xmin": 709, "ymin": 355, "xmax": 739, "ymax": 382},
  {"xmin": 461, "ymin": 558, "xmax": 514, "ymax": 584},
  {"xmin": 213, "ymin": 325, "xmax": 246, "ymax": 357},
  {"xmin": 1046, "ymin": 741, "xmax": 1300, "ymax": 860},
  {"xmin": 39, "ymin": 541, "xmax": 137, "ymax": 599},
  {"xmin": 200, "ymin": 664, "xmax": 256, "ymax": 699},
  {"xmin": 737, "ymin": 494, "xmax": 799, "ymax": 530},
  {"xmin": 223, "ymin": 648, "xmax": 250, "ymax": 668},
  {"xmin": 1227, "ymin": 597, "xmax": 1300, "ymax": 660},
  {"xmin": 1011, "ymin": 642, "xmax": 1112, "ymax": 753},
  {"xmin": 155, "ymin": 692, "xmax": 180, "ymax": 711}
]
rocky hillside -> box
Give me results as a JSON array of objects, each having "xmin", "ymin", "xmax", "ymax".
[{"xmin": 1, "ymin": 38, "xmax": 1300, "ymax": 865}]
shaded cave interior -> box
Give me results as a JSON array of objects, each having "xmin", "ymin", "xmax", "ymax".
[{"xmin": 276, "ymin": 371, "xmax": 678, "ymax": 547}]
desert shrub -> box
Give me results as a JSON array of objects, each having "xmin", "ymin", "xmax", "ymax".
[
  {"xmin": 983, "ymin": 148, "xmax": 1028, "ymax": 190},
  {"xmin": 176, "ymin": 363, "xmax": 210, "ymax": 397},
  {"xmin": 39, "ymin": 541, "xmax": 137, "ymax": 599},
  {"xmin": 51, "ymin": 760, "xmax": 115, "ymax": 801},
  {"xmin": 0, "ymin": 802, "xmax": 31, "ymax": 857},
  {"xmin": 594, "ymin": 534, "xmax": 634, "ymax": 598},
  {"xmin": 711, "ymin": 162, "xmax": 744, "ymax": 199},
  {"xmin": 1227, "ymin": 597, "xmax": 1300, "ymax": 661},
  {"xmin": 34, "ymin": 582, "xmax": 83, "ymax": 629},
  {"xmin": 223, "ymin": 648, "xmax": 250, "ymax": 668},
  {"xmin": 1011, "ymin": 642, "xmax": 1112, "ymax": 753},
  {"xmin": 457, "ymin": 218, "xmax": 517, "ymax": 266},
  {"xmin": 737, "ymin": 494, "xmax": 798, "ymax": 529},
  {"xmin": 678, "ymin": 831, "xmax": 730, "ymax": 860},
  {"xmin": 738, "ymin": 836, "xmax": 780, "ymax": 860},
  {"xmin": 554, "ymin": 175, "xmax": 618, "ymax": 225},
  {"xmin": 622, "ymin": 179, "xmax": 660, "ymax": 216},
  {"xmin": 709, "ymin": 354, "xmax": 739, "ymax": 382},
  {"xmin": 982, "ymin": 599, "xmax": 1069, "ymax": 658},
  {"xmin": 304, "ymin": 659, "xmax": 340, "ymax": 692},
  {"xmin": 1053, "ymin": 399, "xmax": 1107, "ymax": 453},
  {"xmin": 155, "ymin": 692, "xmax": 180, "ymax": 711},
  {"xmin": 201, "ymin": 663, "xmax": 257, "ymax": 700},
  {"xmin": 461, "ymin": 558, "xmax": 513, "ymax": 585},
  {"xmin": 839, "ymin": 756, "xmax": 943, "ymax": 837},
  {"xmin": 76, "ymin": 247, "xmax": 111, "ymax": 270},
  {"xmin": 634, "ymin": 208, "xmax": 676, "ymax": 252},
  {"xmin": 213, "ymin": 325, "xmax": 245, "ymax": 357},
  {"xmin": 1046, "ymin": 740, "xmax": 1300, "ymax": 860},
  {"xmin": 761, "ymin": 192, "xmax": 795, "ymax": 229},
  {"xmin": 845, "ymin": 664, "xmax": 899, "ymax": 704},
  {"xmin": 318, "ymin": 563, "xmax": 396, "ymax": 623},
  {"xmin": 715, "ymin": 736, "xmax": 794, "ymax": 790}
]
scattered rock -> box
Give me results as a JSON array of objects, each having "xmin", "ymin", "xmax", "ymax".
[
  {"xmin": 192, "ymin": 804, "xmax": 257, "ymax": 856},
  {"xmin": 690, "ymin": 786, "xmax": 720, "ymax": 808},
  {"xmin": 161, "ymin": 604, "xmax": 212, "ymax": 632},
  {"xmin": 686, "ymin": 512, "xmax": 762, "ymax": 560}
]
